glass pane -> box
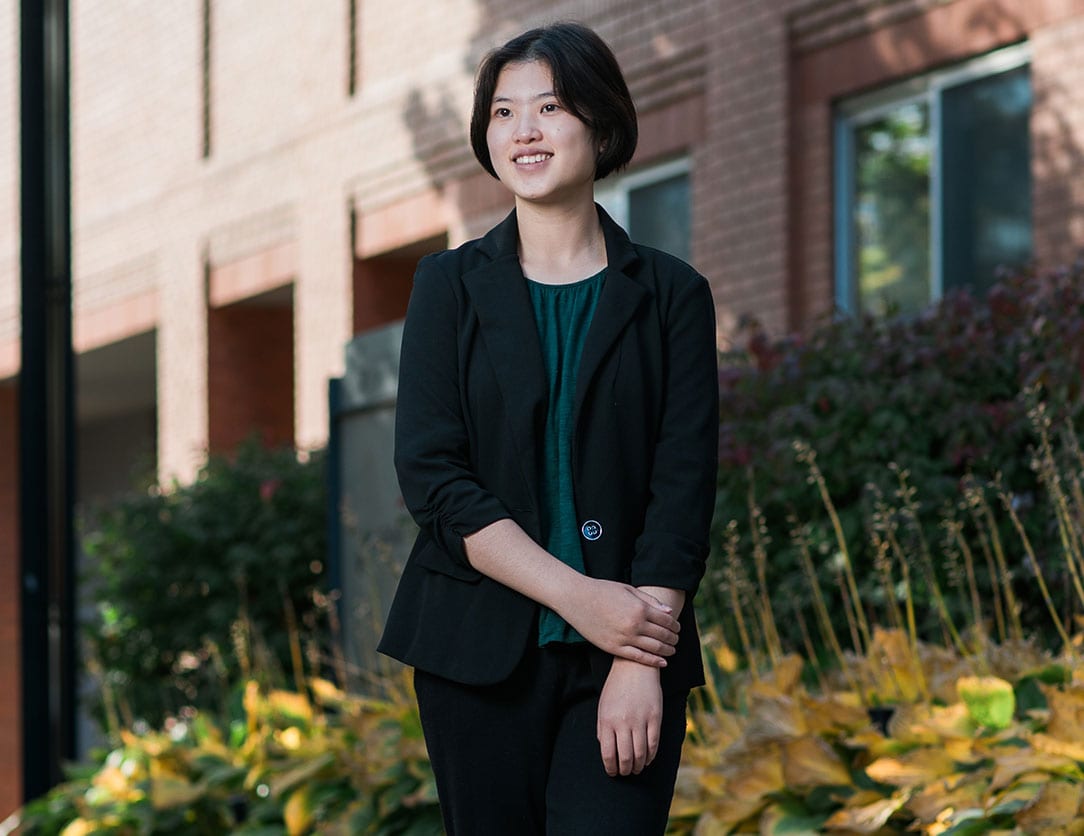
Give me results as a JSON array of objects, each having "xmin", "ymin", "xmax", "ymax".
[
  {"xmin": 853, "ymin": 101, "xmax": 931, "ymax": 316},
  {"xmin": 941, "ymin": 65, "xmax": 1032, "ymax": 294},
  {"xmin": 628, "ymin": 173, "xmax": 691, "ymax": 263}
]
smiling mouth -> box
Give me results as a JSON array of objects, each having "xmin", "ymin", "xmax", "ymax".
[{"xmin": 514, "ymin": 153, "xmax": 552, "ymax": 165}]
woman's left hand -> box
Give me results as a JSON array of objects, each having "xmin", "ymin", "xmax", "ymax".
[{"xmin": 596, "ymin": 658, "xmax": 664, "ymax": 777}]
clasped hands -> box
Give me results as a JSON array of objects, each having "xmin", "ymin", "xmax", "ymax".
[{"xmin": 556, "ymin": 578, "xmax": 678, "ymax": 778}]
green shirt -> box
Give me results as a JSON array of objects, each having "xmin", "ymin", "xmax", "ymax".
[{"xmin": 526, "ymin": 269, "xmax": 605, "ymax": 646}]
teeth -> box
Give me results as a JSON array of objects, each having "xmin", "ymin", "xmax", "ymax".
[{"xmin": 515, "ymin": 153, "xmax": 551, "ymax": 164}]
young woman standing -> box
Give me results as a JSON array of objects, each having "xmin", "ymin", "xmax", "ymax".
[{"xmin": 378, "ymin": 22, "xmax": 718, "ymax": 834}]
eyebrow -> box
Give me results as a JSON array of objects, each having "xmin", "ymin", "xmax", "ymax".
[{"xmin": 492, "ymin": 90, "xmax": 557, "ymax": 103}]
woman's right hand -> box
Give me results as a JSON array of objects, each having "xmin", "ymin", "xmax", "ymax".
[{"xmin": 558, "ymin": 577, "xmax": 680, "ymax": 667}]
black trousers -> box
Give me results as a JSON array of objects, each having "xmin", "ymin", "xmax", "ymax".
[{"xmin": 413, "ymin": 643, "xmax": 688, "ymax": 835}]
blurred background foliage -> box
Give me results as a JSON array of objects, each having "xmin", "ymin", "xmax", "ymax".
[
  {"xmin": 710, "ymin": 259, "xmax": 1084, "ymax": 654},
  {"xmin": 81, "ymin": 440, "xmax": 329, "ymax": 731}
]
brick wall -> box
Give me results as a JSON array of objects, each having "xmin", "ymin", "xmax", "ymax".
[
  {"xmin": 0, "ymin": 381, "xmax": 20, "ymax": 816},
  {"xmin": 1031, "ymin": 12, "xmax": 1084, "ymax": 266},
  {"xmin": 353, "ymin": 256, "xmax": 415, "ymax": 335},
  {"xmin": 207, "ymin": 303, "xmax": 295, "ymax": 455}
]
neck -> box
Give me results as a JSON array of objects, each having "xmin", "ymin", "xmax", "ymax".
[{"xmin": 515, "ymin": 198, "xmax": 606, "ymax": 285}]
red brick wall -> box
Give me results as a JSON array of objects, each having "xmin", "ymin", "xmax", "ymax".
[
  {"xmin": 352, "ymin": 256, "xmax": 414, "ymax": 335},
  {"xmin": 207, "ymin": 304, "xmax": 295, "ymax": 454},
  {"xmin": 0, "ymin": 382, "xmax": 21, "ymax": 815},
  {"xmin": 1031, "ymin": 11, "xmax": 1084, "ymax": 266}
]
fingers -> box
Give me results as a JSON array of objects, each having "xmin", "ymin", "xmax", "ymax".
[
  {"xmin": 632, "ymin": 588, "xmax": 673, "ymax": 613},
  {"xmin": 641, "ymin": 619, "xmax": 680, "ymax": 647},
  {"xmin": 598, "ymin": 725, "xmax": 618, "ymax": 776},
  {"xmin": 646, "ymin": 715, "xmax": 661, "ymax": 767},
  {"xmin": 598, "ymin": 722, "xmax": 649, "ymax": 776},
  {"xmin": 614, "ymin": 645, "xmax": 668, "ymax": 668}
]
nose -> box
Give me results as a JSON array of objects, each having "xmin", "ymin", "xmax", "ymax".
[{"xmin": 513, "ymin": 113, "xmax": 541, "ymax": 143}]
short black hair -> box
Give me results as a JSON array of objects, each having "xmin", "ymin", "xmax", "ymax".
[{"xmin": 470, "ymin": 22, "xmax": 638, "ymax": 182}]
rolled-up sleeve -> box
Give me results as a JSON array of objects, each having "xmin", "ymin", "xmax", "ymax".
[
  {"xmin": 629, "ymin": 273, "xmax": 719, "ymax": 592},
  {"xmin": 394, "ymin": 256, "xmax": 511, "ymax": 569}
]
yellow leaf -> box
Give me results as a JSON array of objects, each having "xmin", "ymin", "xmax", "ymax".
[
  {"xmin": 801, "ymin": 694, "xmax": 869, "ymax": 736},
  {"xmin": 697, "ymin": 769, "xmax": 727, "ymax": 796},
  {"xmin": 721, "ymin": 742, "xmax": 786, "ymax": 800},
  {"xmin": 91, "ymin": 764, "xmax": 130, "ymax": 797},
  {"xmin": 905, "ymin": 775, "xmax": 985, "ymax": 824},
  {"xmin": 309, "ymin": 677, "xmax": 346, "ymax": 705},
  {"xmin": 823, "ymin": 790, "xmax": 909, "ymax": 832},
  {"xmin": 284, "ymin": 785, "xmax": 315, "ymax": 836},
  {"xmin": 842, "ymin": 730, "xmax": 910, "ymax": 759},
  {"xmin": 1043, "ymin": 685, "xmax": 1084, "ymax": 743},
  {"xmin": 912, "ymin": 702, "xmax": 976, "ymax": 740},
  {"xmin": 693, "ymin": 708, "xmax": 745, "ymax": 750},
  {"xmin": 1014, "ymin": 780, "xmax": 1084, "ymax": 832},
  {"xmin": 277, "ymin": 726, "xmax": 303, "ymax": 751},
  {"xmin": 989, "ymin": 746, "xmax": 1079, "ymax": 791},
  {"xmin": 699, "ymin": 794, "xmax": 766, "ymax": 833},
  {"xmin": 781, "ymin": 735, "xmax": 852, "ymax": 789},
  {"xmin": 867, "ymin": 628, "xmax": 925, "ymax": 702},
  {"xmin": 746, "ymin": 695, "xmax": 807, "ymax": 742},
  {"xmin": 691, "ymin": 810, "xmax": 738, "ymax": 836},
  {"xmin": 760, "ymin": 654, "xmax": 806, "ymax": 696},
  {"xmin": 59, "ymin": 820, "xmax": 94, "ymax": 836},
  {"xmin": 267, "ymin": 689, "xmax": 313, "ymax": 724},
  {"xmin": 1029, "ymin": 732, "xmax": 1084, "ymax": 761},
  {"xmin": 150, "ymin": 777, "xmax": 205, "ymax": 810},
  {"xmin": 865, "ymin": 748, "xmax": 957, "ymax": 787},
  {"xmin": 245, "ymin": 680, "xmax": 261, "ymax": 734},
  {"xmin": 713, "ymin": 641, "xmax": 740, "ymax": 674}
]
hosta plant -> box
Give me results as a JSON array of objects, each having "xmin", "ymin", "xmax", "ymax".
[
  {"xmin": 4, "ymin": 673, "xmax": 441, "ymax": 836},
  {"xmin": 668, "ymin": 627, "xmax": 1084, "ymax": 835}
]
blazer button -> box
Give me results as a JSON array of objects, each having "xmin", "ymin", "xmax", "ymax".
[{"xmin": 581, "ymin": 520, "xmax": 602, "ymax": 541}]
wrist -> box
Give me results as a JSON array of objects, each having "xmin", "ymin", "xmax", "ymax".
[
  {"xmin": 609, "ymin": 657, "xmax": 662, "ymax": 678},
  {"xmin": 547, "ymin": 564, "xmax": 592, "ymax": 617}
]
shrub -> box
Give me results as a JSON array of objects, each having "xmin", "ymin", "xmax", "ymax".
[
  {"xmin": 6, "ymin": 673, "xmax": 441, "ymax": 836},
  {"xmin": 670, "ymin": 627, "xmax": 1082, "ymax": 835},
  {"xmin": 711, "ymin": 259, "xmax": 1084, "ymax": 646},
  {"xmin": 82, "ymin": 441, "xmax": 328, "ymax": 729}
]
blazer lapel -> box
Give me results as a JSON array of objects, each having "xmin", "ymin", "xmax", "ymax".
[
  {"xmin": 573, "ymin": 209, "xmax": 648, "ymax": 419},
  {"xmin": 463, "ymin": 219, "xmax": 547, "ymax": 512}
]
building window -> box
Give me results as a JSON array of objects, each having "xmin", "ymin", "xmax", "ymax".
[
  {"xmin": 834, "ymin": 43, "xmax": 1032, "ymax": 316},
  {"xmin": 596, "ymin": 158, "xmax": 692, "ymax": 264}
]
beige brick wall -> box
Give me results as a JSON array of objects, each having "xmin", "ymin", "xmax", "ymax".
[{"xmin": 0, "ymin": 3, "xmax": 18, "ymax": 376}]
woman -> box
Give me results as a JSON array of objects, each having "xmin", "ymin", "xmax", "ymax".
[{"xmin": 378, "ymin": 21, "xmax": 718, "ymax": 835}]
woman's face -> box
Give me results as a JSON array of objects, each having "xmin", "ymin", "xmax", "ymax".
[{"xmin": 485, "ymin": 60, "xmax": 598, "ymax": 208}]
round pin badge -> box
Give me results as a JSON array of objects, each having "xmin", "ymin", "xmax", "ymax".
[{"xmin": 581, "ymin": 520, "xmax": 602, "ymax": 541}]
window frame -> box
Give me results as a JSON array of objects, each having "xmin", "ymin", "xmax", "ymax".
[
  {"xmin": 833, "ymin": 42, "xmax": 1031, "ymax": 314},
  {"xmin": 595, "ymin": 157, "xmax": 692, "ymax": 232}
]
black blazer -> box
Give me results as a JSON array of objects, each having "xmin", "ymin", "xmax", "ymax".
[{"xmin": 378, "ymin": 206, "xmax": 719, "ymax": 694}]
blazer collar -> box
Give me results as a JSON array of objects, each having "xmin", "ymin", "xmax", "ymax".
[
  {"xmin": 475, "ymin": 204, "xmax": 641, "ymax": 274},
  {"xmin": 463, "ymin": 205, "xmax": 650, "ymax": 511}
]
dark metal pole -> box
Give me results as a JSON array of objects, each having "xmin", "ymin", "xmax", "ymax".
[{"xmin": 19, "ymin": 0, "xmax": 75, "ymax": 799}]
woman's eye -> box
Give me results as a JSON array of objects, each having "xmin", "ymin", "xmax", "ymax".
[
  {"xmin": 494, "ymin": 107, "xmax": 511, "ymax": 118},
  {"xmin": 541, "ymin": 103, "xmax": 559, "ymax": 113}
]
